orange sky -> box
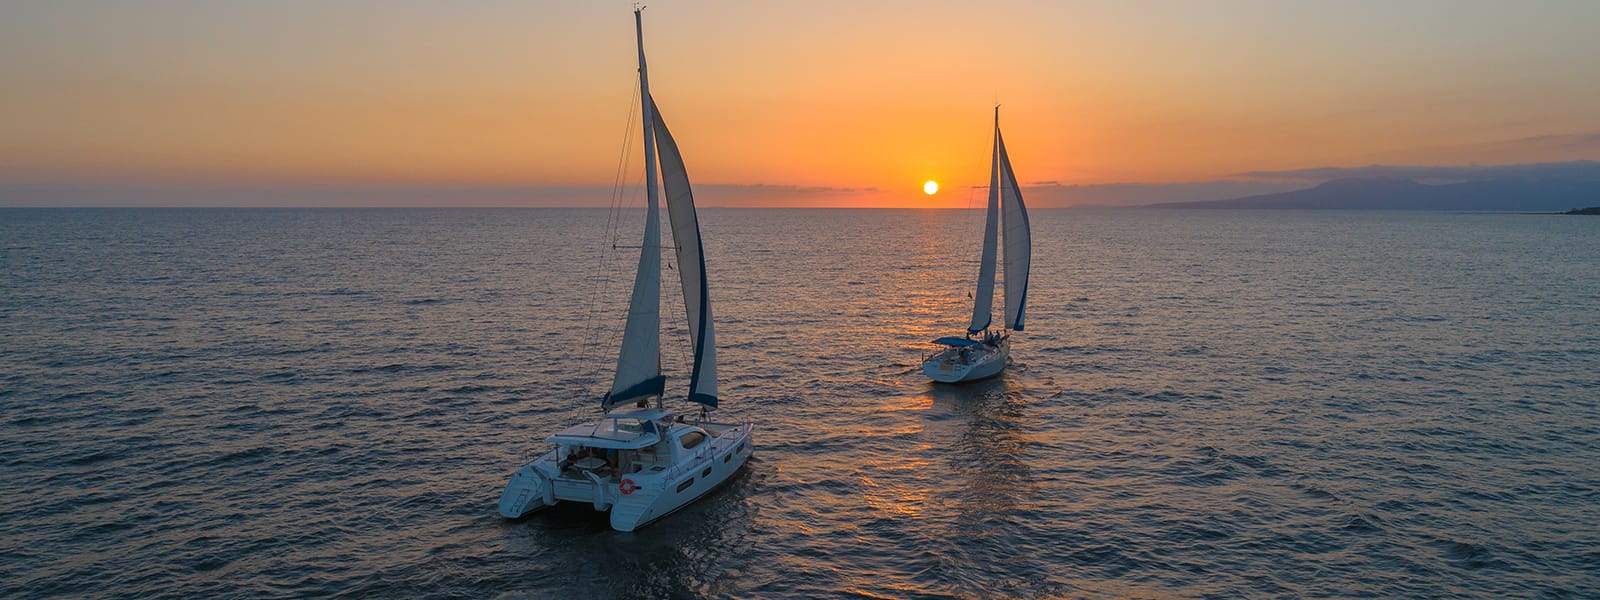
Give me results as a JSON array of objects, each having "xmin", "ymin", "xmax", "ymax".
[{"xmin": 3, "ymin": 1, "xmax": 1599, "ymax": 207}]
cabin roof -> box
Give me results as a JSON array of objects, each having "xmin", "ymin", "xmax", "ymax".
[
  {"xmin": 547, "ymin": 416, "xmax": 667, "ymax": 449},
  {"xmin": 604, "ymin": 407, "xmax": 672, "ymax": 421}
]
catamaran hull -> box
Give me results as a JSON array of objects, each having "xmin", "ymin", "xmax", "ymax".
[
  {"xmin": 498, "ymin": 424, "xmax": 754, "ymax": 532},
  {"xmin": 923, "ymin": 340, "xmax": 1010, "ymax": 383},
  {"xmin": 499, "ymin": 453, "xmax": 559, "ymax": 519},
  {"xmin": 610, "ymin": 424, "xmax": 753, "ymax": 532}
]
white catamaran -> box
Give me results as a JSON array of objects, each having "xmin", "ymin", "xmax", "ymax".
[
  {"xmin": 498, "ymin": 9, "xmax": 753, "ymax": 532},
  {"xmin": 923, "ymin": 107, "xmax": 1032, "ymax": 383}
]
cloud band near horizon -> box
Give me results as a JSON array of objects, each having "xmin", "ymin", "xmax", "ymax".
[{"xmin": 4, "ymin": 160, "xmax": 1597, "ymax": 208}]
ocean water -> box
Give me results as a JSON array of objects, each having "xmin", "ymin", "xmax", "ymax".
[{"xmin": 2, "ymin": 207, "xmax": 1598, "ymax": 598}]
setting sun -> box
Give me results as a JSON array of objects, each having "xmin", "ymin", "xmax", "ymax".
[{"xmin": 923, "ymin": 180, "xmax": 939, "ymax": 195}]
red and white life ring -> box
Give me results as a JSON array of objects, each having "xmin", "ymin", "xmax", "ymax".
[{"xmin": 619, "ymin": 479, "xmax": 637, "ymax": 495}]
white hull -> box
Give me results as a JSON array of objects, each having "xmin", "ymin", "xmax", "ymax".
[
  {"xmin": 500, "ymin": 420, "xmax": 753, "ymax": 532},
  {"xmin": 923, "ymin": 337, "xmax": 1009, "ymax": 383}
]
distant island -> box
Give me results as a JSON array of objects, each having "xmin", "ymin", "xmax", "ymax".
[
  {"xmin": 1565, "ymin": 206, "xmax": 1600, "ymax": 215},
  {"xmin": 1145, "ymin": 176, "xmax": 1600, "ymax": 211}
]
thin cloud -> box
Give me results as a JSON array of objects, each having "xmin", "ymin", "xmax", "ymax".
[
  {"xmin": 1017, "ymin": 181, "xmax": 1306, "ymax": 207},
  {"xmin": 1234, "ymin": 160, "xmax": 1600, "ymax": 183},
  {"xmin": 693, "ymin": 184, "xmax": 880, "ymax": 207},
  {"xmin": 1513, "ymin": 133, "xmax": 1600, "ymax": 151},
  {"xmin": 700, "ymin": 184, "xmax": 878, "ymax": 195},
  {"xmin": 0, "ymin": 180, "xmax": 884, "ymax": 208}
]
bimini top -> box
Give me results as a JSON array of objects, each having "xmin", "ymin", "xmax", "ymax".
[
  {"xmin": 547, "ymin": 413, "xmax": 668, "ymax": 449},
  {"xmin": 932, "ymin": 336, "xmax": 982, "ymax": 347}
]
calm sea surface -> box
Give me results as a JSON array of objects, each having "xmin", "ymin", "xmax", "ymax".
[{"xmin": 2, "ymin": 208, "xmax": 1598, "ymax": 598}]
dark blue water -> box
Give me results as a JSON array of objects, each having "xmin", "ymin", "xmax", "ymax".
[{"xmin": 3, "ymin": 208, "xmax": 1597, "ymax": 598}]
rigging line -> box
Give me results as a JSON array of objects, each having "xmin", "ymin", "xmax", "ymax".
[
  {"xmin": 606, "ymin": 81, "xmax": 642, "ymax": 250},
  {"xmin": 591, "ymin": 75, "xmax": 652, "ymax": 397},
  {"xmin": 589, "ymin": 168, "xmax": 649, "ymax": 401},
  {"xmin": 606, "ymin": 82, "xmax": 640, "ymax": 261},
  {"xmin": 576, "ymin": 76, "xmax": 641, "ymax": 397},
  {"xmin": 963, "ymin": 179, "xmax": 980, "ymax": 300},
  {"xmin": 964, "ymin": 124, "xmax": 987, "ymax": 249},
  {"xmin": 964, "ymin": 112, "xmax": 991, "ymax": 240},
  {"xmin": 960, "ymin": 115, "xmax": 992, "ymax": 320},
  {"xmin": 591, "ymin": 82, "xmax": 637, "ymax": 333}
]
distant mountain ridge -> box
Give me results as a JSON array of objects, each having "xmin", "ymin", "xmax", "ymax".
[{"xmin": 1146, "ymin": 176, "xmax": 1600, "ymax": 211}]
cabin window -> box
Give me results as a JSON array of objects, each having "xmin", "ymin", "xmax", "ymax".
[
  {"xmin": 723, "ymin": 454, "xmax": 731, "ymax": 463},
  {"xmin": 679, "ymin": 431, "xmax": 706, "ymax": 450},
  {"xmin": 737, "ymin": 443, "xmax": 748, "ymax": 454},
  {"xmin": 701, "ymin": 466, "xmax": 712, "ymax": 477},
  {"xmin": 676, "ymin": 478, "xmax": 694, "ymax": 493}
]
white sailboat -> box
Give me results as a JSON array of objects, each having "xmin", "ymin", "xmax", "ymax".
[
  {"xmin": 922, "ymin": 107, "xmax": 1032, "ymax": 383},
  {"xmin": 498, "ymin": 8, "xmax": 753, "ymax": 532}
]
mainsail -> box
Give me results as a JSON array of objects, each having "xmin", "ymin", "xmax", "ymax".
[
  {"xmin": 604, "ymin": 11, "xmax": 666, "ymax": 409},
  {"xmin": 651, "ymin": 97, "xmax": 718, "ymax": 408},
  {"xmin": 998, "ymin": 121, "xmax": 1030, "ymax": 331}
]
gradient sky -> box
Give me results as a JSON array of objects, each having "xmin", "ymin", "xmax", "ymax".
[{"xmin": 3, "ymin": 1, "xmax": 1599, "ymax": 206}]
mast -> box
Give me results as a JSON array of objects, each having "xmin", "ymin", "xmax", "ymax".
[
  {"xmin": 998, "ymin": 108, "xmax": 1031, "ymax": 332},
  {"xmin": 603, "ymin": 8, "xmax": 665, "ymax": 409},
  {"xmin": 967, "ymin": 107, "xmax": 1001, "ymax": 335}
]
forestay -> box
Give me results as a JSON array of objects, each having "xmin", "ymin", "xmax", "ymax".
[{"xmin": 967, "ymin": 129, "xmax": 1001, "ymax": 335}]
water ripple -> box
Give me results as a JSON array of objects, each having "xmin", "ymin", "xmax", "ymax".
[{"xmin": 1, "ymin": 208, "xmax": 1597, "ymax": 598}]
